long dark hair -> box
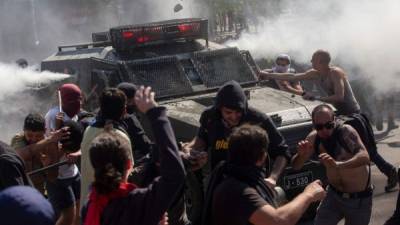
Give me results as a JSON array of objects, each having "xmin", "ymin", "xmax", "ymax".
[{"xmin": 89, "ymin": 129, "xmax": 131, "ymax": 194}]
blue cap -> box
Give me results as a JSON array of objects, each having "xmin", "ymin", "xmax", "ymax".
[{"xmin": 0, "ymin": 186, "xmax": 55, "ymax": 225}]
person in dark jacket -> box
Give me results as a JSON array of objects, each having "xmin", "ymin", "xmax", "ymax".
[
  {"xmin": 203, "ymin": 124, "xmax": 325, "ymax": 225},
  {"xmin": 182, "ymin": 80, "xmax": 290, "ymax": 189},
  {"xmin": 0, "ymin": 141, "xmax": 32, "ymax": 191},
  {"xmin": 81, "ymin": 86, "xmax": 186, "ymax": 225},
  {"xmin": 117, "ymin": 82, "xmax": 155, "ymax": 164},
  {"xmin": 118, "ymin": 82, "xmax": 191, "ymax": 225}
]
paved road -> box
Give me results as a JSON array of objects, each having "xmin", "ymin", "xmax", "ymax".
[{"xmin": 298, "ymin": 122, "xmax": 400, "ymax": 225}]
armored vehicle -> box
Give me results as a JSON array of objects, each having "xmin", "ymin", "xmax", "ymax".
[{"xmin": 41, "ymin": 18, "xmax": 325, "ymax": 223}]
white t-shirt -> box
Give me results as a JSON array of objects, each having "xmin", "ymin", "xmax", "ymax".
[
  {"xmin": 79, "ymin": 126, "xmax": 133, "ymax": 207},
  {"xmin": 44, "ymin": 106, "xmax": 79, "ymax": 179}
]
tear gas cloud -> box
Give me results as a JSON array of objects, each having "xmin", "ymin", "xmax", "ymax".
[
  {"xmin": 228, "ymin": 0, "xmax": 400, "ymax": 93},
  {"xmin": 0, "ymin": 63, "xmax": 69, "ymax": 143},
  {"xmin": 0, "ymin": 0, "xmax": 203, "ymax": 143}
]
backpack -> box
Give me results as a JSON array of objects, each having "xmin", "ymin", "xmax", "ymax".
[{"xmin": 314, "ymin": 113, "xmax": 376, "ymax": 156}]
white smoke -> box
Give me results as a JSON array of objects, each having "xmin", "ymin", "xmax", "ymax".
[
  {"xmin": 0, "ymin": 1, "xmax": 204, "ymax": 143},
  {"xmin": 228, "ymin": 0, "xmax": 400, "ymax": 93},
  {"xmin": 0, "ymin": 62, "xmax": 70, "ymax": 143},
  {"xmin": 0, "ymin": 0, "xmax": 203, "ymax": 64}
]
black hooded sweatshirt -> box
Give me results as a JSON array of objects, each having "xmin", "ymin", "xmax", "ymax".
[{"xmin": 197, "ymin": 81, "xmax": 290, "ymax": 170}]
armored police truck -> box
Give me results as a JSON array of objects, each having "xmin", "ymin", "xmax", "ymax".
[{"xmin": 41, "ymin": 18, "xmax": 325, "ymax": 223}]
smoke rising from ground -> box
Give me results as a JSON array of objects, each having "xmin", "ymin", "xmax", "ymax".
[
  {"xmin": 228, "ymin": 0, "xmax": 400, "ymax": 93},
  {"xmin": 0, "ymin": 63, "xmax": 69, "ymax": 143}
]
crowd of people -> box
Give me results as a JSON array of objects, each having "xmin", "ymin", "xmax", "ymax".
[{"xmin": 0, "ymin": 49, "xmax": 398, "ymax": 225}]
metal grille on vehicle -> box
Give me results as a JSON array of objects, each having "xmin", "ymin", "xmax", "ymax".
[
  {"xmin": 192, "ymin": 47, "xmax": 257, "ymax": 88},
  {"xmin": 123, "ymin": 56, "xmax": 193, "ymax": 98}
]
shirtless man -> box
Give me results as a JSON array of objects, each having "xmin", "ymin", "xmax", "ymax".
[
  {"xmin": 260, "ymin": 49, "xmax": 398, "ymax": 192},
  {"xmin": 259, "ymin": 49, "xmax": 359, "ymax": 116},
  {"xmin": 292, "ymin": 104, "xmax": 372, "ymax": 225}
]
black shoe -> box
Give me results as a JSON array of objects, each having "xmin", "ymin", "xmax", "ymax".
[
  {"xmin": 376, "ymin": 116, "xmax": 383, "ymax": 131},
  {"xmin": 384, "ymin": 215, "xmax": 400, "ymax": 225},
  {"xmin": 388, "ymin": 121, "xmax": 399, "ymax": 131},
  {"xmin": 385, "ymin": 168, "xmax": 399, "ymax": 192}
]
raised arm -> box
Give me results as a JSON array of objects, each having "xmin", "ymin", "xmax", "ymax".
[
  {"xmin": 291, "ymin": 131, "xmax": 316, "ymax": 170},
  {"xmin": 133, "ymin": 86, "xmax": 186, "ymax": 224},
  {"xmin": 12, "ymin": 128, "xmax": 68, "ymax": 162}
]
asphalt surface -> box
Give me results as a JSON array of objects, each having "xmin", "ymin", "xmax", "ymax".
[{"xmin": 298, "ymin": 121, "xmax": 400, "ymax": 225}]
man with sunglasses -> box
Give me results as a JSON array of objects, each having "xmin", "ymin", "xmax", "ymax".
[
  {"xmin": 292, "ymin": 104, "xmax": 372, "ymax": 225},
  {"xmin": 259, "ymin": 49, "xmax": 398, "ymax": 192}
]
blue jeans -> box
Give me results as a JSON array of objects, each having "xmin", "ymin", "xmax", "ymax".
[{"xmin": 314, "ymin": 188, "xmax": 372, "ymax": 225}]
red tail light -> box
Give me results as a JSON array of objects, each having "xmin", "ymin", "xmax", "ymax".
[
  {"xmin": 122, "ymin": 31, "xmax": 135, "ymax": 39},
  {"xmin": 137, "ymin": 36, "xmax": 150, "ymax": 43},
  {"xmin": 178, "ymin": 24, "xmax": 195, "ymax": 32}
]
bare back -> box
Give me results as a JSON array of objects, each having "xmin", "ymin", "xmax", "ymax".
[{"xmin": 316, "ymin": 67, "xmax": 360, "ymax": 115}]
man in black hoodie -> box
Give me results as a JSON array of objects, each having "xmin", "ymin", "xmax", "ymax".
[{"xmin": 182, "ymin": 80, "xmax": 291, "ymax": 188}]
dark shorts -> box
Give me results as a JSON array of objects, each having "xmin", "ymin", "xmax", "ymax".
[{"xmin": 46, "ymin": 174, "xmax": 81, "ymax": 212}]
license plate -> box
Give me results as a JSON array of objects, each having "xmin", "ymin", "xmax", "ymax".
[{"xmin": 283, "ymin": 171, "xmax": 313, "ymax": 190}]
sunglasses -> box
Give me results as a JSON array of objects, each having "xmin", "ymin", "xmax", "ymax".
[{"xmin": 314, "ymin": 121, "xmax": 335, "ymax": 130}]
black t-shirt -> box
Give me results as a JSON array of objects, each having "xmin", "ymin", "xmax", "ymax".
[
  {"xmin": 212, "ymin": 177, "xmax": 268, "ymax": 225},
  {"xmin": 198, "ymin": 106, "xmax": 290, "ymax": 169},
  {"xmin": 0, "ymin": 142, "xmax": 31, "ymax": 191}
]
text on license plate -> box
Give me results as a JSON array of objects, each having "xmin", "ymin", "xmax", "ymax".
[{"xmin": 283, "ymin": 171, "xmax": 313, "ymax": 190}]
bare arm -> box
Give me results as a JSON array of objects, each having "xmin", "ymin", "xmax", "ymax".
[
  {"xmin": 336, "ymin": 125, "xmax": 370, "ymax": 169},
  {"xmin": 249, "ymin": 180, "xmax": 326, "ymax": 225},
  {"xmin": 268, "ymin": 156, "xmax": 288, "ymax": 182},
  {"xmin": 14, "ymin": 129, "xmax": 67, "ymax": 162},
  {"xmin": 277, "ymin": 80, "xmax": 304, "ymax": 95},
  {"xmin": 181, "ymin": 136, "xmax": 207, "ymax": 153},
  {"xmin": 291, "ymin": 132, "xmax": 316, "ymax": 170},
  {"xmin": 259, "ymin": 69, "xmax": 318, "ymax": 82},
  {"xmin": 319, "ymin": 69, "xmax": 345, "ymax": 104},
  {"xmin": 180, "ymin": 136, "xmax": 208, "ymax": 171}
]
